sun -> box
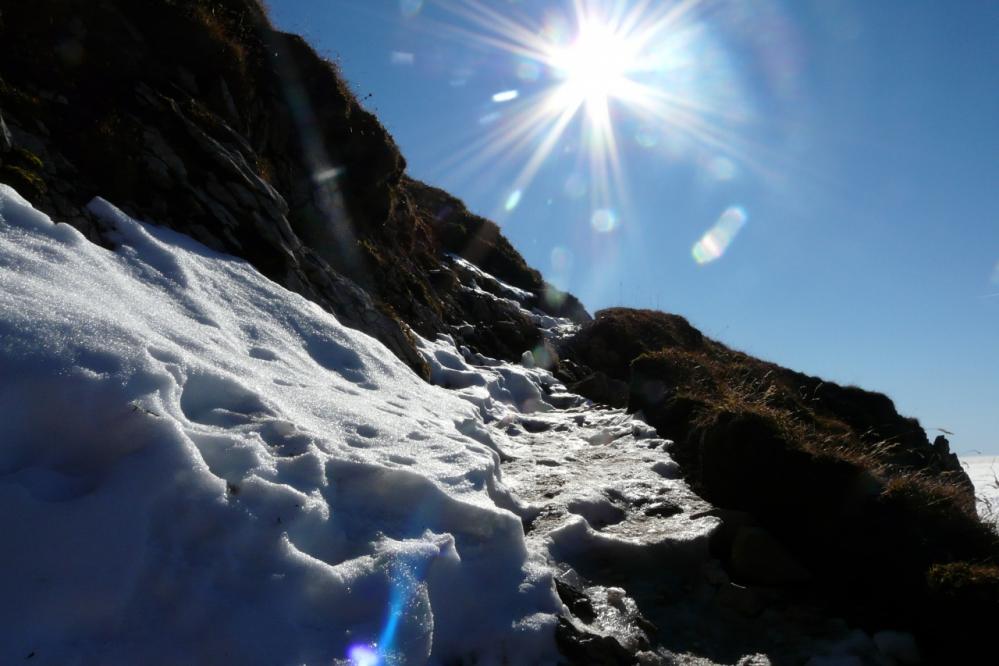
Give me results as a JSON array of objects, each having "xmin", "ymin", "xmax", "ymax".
[
  {"xmin": 552, "ymin": 21, "xmax": 638, "ymax": 108},
  {"xmin": 432, "ymin": 0, "xmax": 750, "ymax": 223}
]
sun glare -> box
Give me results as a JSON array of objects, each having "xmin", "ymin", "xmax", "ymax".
[
  {"xmin": 553, "ymin": 22, "xmax": 637, "ymax": 107},
  {"xmin": 432, "ymin": 0, "xmax": 756, "ymax": 238}
]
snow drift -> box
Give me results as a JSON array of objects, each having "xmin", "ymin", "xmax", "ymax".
[{"xmin": 0, "ymin": 184, "xmax": 562, "ymax": 665}]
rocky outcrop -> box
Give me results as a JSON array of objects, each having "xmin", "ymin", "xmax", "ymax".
[
  {"xmin": 0, "ymin": 0, "xmax": 580, "ymax": 378},
  {"xmin": 556, "ymin": 308, "xmax": 997, "ymax": 662}
]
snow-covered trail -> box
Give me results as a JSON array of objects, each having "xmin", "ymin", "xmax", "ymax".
[
  {"xmin": 419, "ymin": 332, "xmax": 722, "ymax": 657},
  {"xmin": 1, "ymin": 182, "xmax": 724, "ymax": 666},
  {"xmin": 0, "ymin": 183, "xmax": 922, "ymax": 666}
]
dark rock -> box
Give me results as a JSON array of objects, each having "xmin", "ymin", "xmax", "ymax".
[
  {"xmin": 555, "ymin": 578, "xmax": 597, "ymax": 624},
  {"xmin": 555, "ymin": 617, "xmax": 633, "ymax": 666},
  {"xmin": 569, "ymin": 372, "xmax": 630, "ymax": 408}
]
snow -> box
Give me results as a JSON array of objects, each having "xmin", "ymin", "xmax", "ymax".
[
  {"xmin": 447, "ymin": 254, "xmax": 535, "ymax": 303},
  {"xmin": 962, "ymin": 455, "xmax": 999, "ymax": 521},
  {"xmin": 445, "ymin": 253, "xmax": 577, "ymax": 344},
  {"xmin": 416, "ymin": 333, "xmax": 719, "ymax": 650},
  {"xmin": 0, "ymin": 184, "xmax": 562, "ymax": 665},
  {"xmin": 0, "ymin": 181, "xmax": 936, "ymax": 664}
]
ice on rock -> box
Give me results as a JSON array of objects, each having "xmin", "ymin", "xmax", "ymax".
[{"xmin": 0, "ymin": 184, "xmax": 561, "ymax": 665}]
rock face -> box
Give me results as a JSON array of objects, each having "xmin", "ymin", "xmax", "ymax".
[{"xmin": 0, "ymin": 0, "xmax": 585, "ymax": 379}]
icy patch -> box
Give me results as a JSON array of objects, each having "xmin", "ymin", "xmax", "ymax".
[
  {"xmin": 0, "ymin": 184, "xmax": 561, "ymax": 665},
  {"xmin": 418, "ymin": 334, "xmax": 573, "ymax": 419},
  {"xmin": 417, "ymin": 330, "xmax": 718, "ymax": 654},
  {"xmin": 448, "ymin": 254, "xmax": 535, "ymax": 303},
  {"xmin": 445, "ymin": 254, "xmax": 578, "ymax": 345}
]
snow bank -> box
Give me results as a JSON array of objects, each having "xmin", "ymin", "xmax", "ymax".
[{"xmin": 0, "ymin": 184, "xmax": 561, "ymax": 665}]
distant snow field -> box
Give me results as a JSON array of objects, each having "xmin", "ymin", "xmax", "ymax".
[
  {"xmin": 0, "ymin": 184, "xmax": 563, "ymax": 664},
  {"xmin": 963, "ymin": 456, "xmax": 999, "ymax": 522}
]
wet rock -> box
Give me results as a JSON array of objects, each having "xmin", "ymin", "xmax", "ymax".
[
  {"xmin": 555, "ymin": 578, "xmax": 597, "ymax": 624},
  {"xmin": 555, "ymin": 617, "xmax": 633, "ymax": 666}
]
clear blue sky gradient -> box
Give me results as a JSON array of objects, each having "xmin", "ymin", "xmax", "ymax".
[{"xmin": 266, "ymin": 0, "xmax": 999, "ymax": 454}]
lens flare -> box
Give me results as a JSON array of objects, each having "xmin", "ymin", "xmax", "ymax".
[
  {"xmin": 492, "ymin": 89, "xmax": 519, "ymax": 103},
  {"xmin": 591, "ymin": 208, "xmax": 619, "ymax": 233},
  {"xmin": 505, "ymin": 189, "xmax": 523, "ymax": 211},
  {"xmin": 991, "ymin": 261, "xmax": 999, "ymax": 285},
  {"xmin": 707, "ymin": 155, "xmax": 736, "ymax": 181},
  {"xmin": 348, "ymin": 644, "xmax": 380, "ymax": 666},
  {"xmin": 692, "ymin": 206, "xmax": 747, "ymax": 264},
  {"xmin": 551, "ymin": 245, "xmax": 573, "ymax": 273}
]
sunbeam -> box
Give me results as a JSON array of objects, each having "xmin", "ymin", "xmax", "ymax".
[{"xmin": 429, "ymin": 0, "xmax": 756, "ymax": 223}]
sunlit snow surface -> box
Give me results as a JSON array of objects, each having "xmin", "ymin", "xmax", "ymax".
[
  {"xmin": 963, "ymin": 456, "xmax": 999, "ymax": 522},
  {"xmin": 0, "ymin": 185, "xmax": 560, "ymax": 665},
  {"xmin": 0, "ymin": 184, "xmax": 719, "ymax": 665}
]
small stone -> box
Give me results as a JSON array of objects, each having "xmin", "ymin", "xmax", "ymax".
[
  {"xmin": 554, "ymin": 578, "xmax": 596, "ymax": 624},
  {"xmin": 651, "ymin": 460, "xmax": 680, "ymax": 479},
  {"xmin": 643, "ymin": 501, "xmax": 682, "ymax": 518}
]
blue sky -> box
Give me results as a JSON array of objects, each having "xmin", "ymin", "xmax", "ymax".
[{"xmin": 266, "ymin": 0, "xmax": 999, "ymax": 454}]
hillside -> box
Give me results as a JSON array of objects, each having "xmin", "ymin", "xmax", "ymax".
[{"xmin": 1, "ymin": 1, "xmax": 996, "ymax": 663}]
